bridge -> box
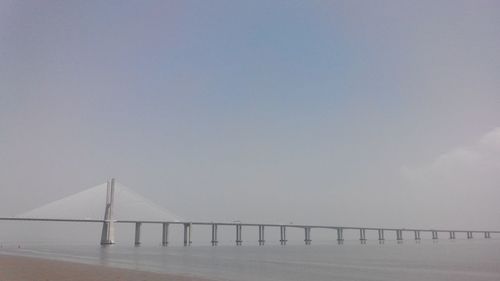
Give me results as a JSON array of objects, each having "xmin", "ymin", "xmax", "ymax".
[{"xmin": 1, "ymin": 179, "xmax": 498, "ymax": 246}]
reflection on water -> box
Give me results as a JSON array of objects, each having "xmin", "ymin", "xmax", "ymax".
[{"xmin": 2, "ymin": 239, "xmax": 500, "ymax": 281}]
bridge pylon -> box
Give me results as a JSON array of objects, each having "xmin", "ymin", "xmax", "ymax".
[{"xmin": 100, "ymin": 178, "xmax": 115, "ymax": 245}]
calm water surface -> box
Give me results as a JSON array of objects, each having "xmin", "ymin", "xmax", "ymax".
[{"xmin": 2, "ymin": 239, "xmax": 500, "ymax": 281}]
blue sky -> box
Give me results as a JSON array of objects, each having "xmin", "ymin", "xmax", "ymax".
[{"xmin": 1, "ymin": 0, "xmax": 500, "ymax": 232}]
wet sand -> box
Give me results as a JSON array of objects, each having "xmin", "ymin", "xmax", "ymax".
[{"xmin": 0, "ymin": 254, "xmax": 213, "ymax": 281}]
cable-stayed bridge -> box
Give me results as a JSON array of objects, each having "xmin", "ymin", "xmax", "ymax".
[{"xmin": 1, "ymin": 179, "xmax": 498, "ymax": 246}]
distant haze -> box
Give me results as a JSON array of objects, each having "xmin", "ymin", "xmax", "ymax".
[{"xmin": 1, "ymin": 0, "xmax": 499, "ymax": 238}]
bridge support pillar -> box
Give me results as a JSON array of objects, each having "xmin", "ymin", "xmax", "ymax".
[
  {"xmin": 258, "ymin": 225, "xmax": 265, "ymax": 245},
  {"xmin": 134, "ymin": 222, "xmax": 142, "ymax": 246},
  {"xmin": 449, "ymin": 231, "xmax": 455, "ymax": 239},
  {"xmin": 485, "ymin": 232, "xmax": 491, "ymax": 239},
  {"xmin": 432, "ymin": 231, "xmax": 438, "ymax": 240},
  {"xmin": 414, "ymin": 230, "xmax": 421, "ymax": 241},
  {"xmin": 360, "ymin": 229, "xmax": 366, "ymax": 243},
  {"xmin": 396, "ymin": 230, "xmax": 403, "ymax": 242},
  {"xmin": 304, "ymin": 227, "xmax": 311, "ymax": 245},
  {"xmin": 378, "ymin": 229, "xmax": 385, "ymax": 243},
  {"xmin": 280, "ymin": 226, "xmax": 287, "ymax": 245},
  {"xmin": 467, "ymin": 232, "xmax": 473, "ymax": 239},
  {"xmin": 183, "ymin": 223, "xmax": 192, "ymax": 246},
  {"xmin": 211, "ymin": 224, "xmax": 218, "ymax": 246},
  {"xmin": 337, "ymin": 228, "xmax": 344, "ymax": 244},
  {"xmin": 162, "ymin": 223, "xmax": 169, "ymax": 246},
  {"xmin": 236, "ymin": 224, "xmax": 242, "ymax": 246},
  {"xmin": 101, "ymin": 222, "xmax": 115, "ymax": 245},
  {"xmin": 100, "ymin": 179, "xmax": 115, "ymax": 245}
]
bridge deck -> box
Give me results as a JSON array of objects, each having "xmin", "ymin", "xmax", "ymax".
[{"xmin": 1, "ymin": 217, "xmax": 498, "ymax": 233}]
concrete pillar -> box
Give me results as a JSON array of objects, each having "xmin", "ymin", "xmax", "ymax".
[
  {"xmin": 449, "ymin": 231, "xmax": 455, "ymax": 239},
  {"xmin": 304, "ymin": 227, "xmax": 311, "ymax": 245},
  {"xmin": 211, "ymin": 224, "xmax": 218, "ymax": 246},
  {"xmin": 414, "ymin": 230, "xmax": 421, "ymax": 240},
  {"xmin": 280, "ymin": 226, "xmax": 287, "ymax": 245},
  {"xmin": 304, "ymin": 227, "xmax": 307, "ymax": 244},
  {"xmin": 235, "ymin": 225, "xmax": 238, "ymax": 245},
  {"xmin": 183, "ymin": 223, "xmax": 192, "ymax": 246},
  {"xmin": 236, "ymin": 224, "xmax": 242, "ymax": 246},
  {"xmin": 337, "ymin": 228, "xmax": 344, "ymax": 244},
  {"xmin": 189, "ymin": 223, "xmax": 192, "ymax": 244},
  {"xmin": 484, "ymin": 232, "xmax": 489, "ymax": 239},
  {"xmin": 432, "ymin": 231, "xmax": 438, "ymax": 240},
  {"xmin": 359, "ymin": 229, "xmax": 366, "ymax": 243},
  {"xmin": 162, "ymin": 223, "xmax": 169, "ymax": 246},
  {"xmin": 134, "ymin": 222, "xmax": 142, "ymax": 246},
  {"xmin": 258, "ymin": 225, "xmax": 262, "ymax": 245},
  {"xmin": 396, "ymin": 230, "xmax": 403, "ymax": 241},
  {"xmin": 378, "ymin": 229, "xmax": 385, "ymax": 241},
  {"xmin": 100, "ymin": 179, "xmax": 116, "ymax": 245},
  {"xmin": 467, "ymin": 232, "xmax": 473, "ymax": 239},
  {"xmin": 258, "ymin": 225, "xmax": 265, "ymax": 245}
]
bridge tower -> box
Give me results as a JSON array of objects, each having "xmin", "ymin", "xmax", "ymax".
[{"xmin": 100, "ymin": 178, "xmax": 115, "ymax": 245}]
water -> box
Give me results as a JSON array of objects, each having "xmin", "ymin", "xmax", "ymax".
[{"xmin": 2, "ymin": 239, "xmax": 500, "ymax": 281}]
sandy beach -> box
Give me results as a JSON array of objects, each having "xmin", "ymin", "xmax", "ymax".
[{"xmin": 0, "ymin": 254, "xmax": 213, "ymax": 281}]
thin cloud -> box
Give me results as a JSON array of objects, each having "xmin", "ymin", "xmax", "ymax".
[
  {"xmin": 400, "ymin": 127, "xmax": 500, "ymax": 228},
  {"xmin": 402, "ymin": 127, "xmax": 500, "ymax": 187}
]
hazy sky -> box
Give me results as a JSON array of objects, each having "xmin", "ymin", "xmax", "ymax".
[{"xmin": 1, "ymin": 0, "xmax": 499, "ymax": 231}]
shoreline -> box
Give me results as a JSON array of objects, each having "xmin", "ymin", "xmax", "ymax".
[{"xmin": 0, "ymin": 254, "xmax": 214, "ymax": 281}]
